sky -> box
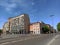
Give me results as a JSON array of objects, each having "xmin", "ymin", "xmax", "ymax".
[{"xmin": 0, "ymin": 0, "xmax": 60, "ymax": 29}]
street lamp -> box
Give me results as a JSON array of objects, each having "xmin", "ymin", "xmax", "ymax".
[{"xmin": 50, "ymin": 15, "xmax": 54, "ymax": 33}]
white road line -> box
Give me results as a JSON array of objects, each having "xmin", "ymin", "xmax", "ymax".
[
  {"xmin": 0, "ymin": 42, "xmax": 10, "ymax": 45},
  {"xmin": 0, "ymin": 36, "xmax": 39, "ymax": 45},
  {"xmin": 0, "ymin": 39, "xmax": 28, "ymax": 45},
  {"xmin": 0, "ymin": 39, "xmax": 23, "ymax": 45},
  {"xmin": 47, "ymin": 35, "xmax": 60, "ymax": 45}
]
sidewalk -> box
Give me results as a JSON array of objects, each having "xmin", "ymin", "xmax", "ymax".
[
  {"xmin": 0, "ymin": 34, "xmax": 41, "ymax": 40},
  {"xmin": 0, "ymin": 34, "xmax": 20, "ymax": 40}
]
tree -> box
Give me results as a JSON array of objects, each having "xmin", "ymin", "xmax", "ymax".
[
  {"xmin": 42, "ymin": 26, "xmax": 50, "ymax": 33},
  {"xmin": 57, "ymin": 23, "xmax": 60, "ymax": 31},
  {"xmin": 0, "ymin": 29, "xmax": 2, "ymax": 36}
]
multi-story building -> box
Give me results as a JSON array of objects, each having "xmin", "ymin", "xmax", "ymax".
[
  {"xmin": 3, "ymin": 14, "xmax": 30, "ymax": 34},
  {"xmin": 30, "ymin": 22, "xmax": 45, "ymax": 34},
  {"xmin": 9, "ymin": 14, "xmax": 30, "ymax": 34},
  {"xmin": 3, "ymin": 22, "xmax": 9, "ymax": 34},
  {"xmin": 50, "ymin": 26, "xmax": 56, "ymax": 33}
]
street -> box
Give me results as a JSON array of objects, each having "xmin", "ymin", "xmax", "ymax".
[
  {"xmin": 0, "ymin": 33, "xmax": 58, "ymax": 45},
  {"xmin": 50, "ymin": 34, "xmax": 60, "ymax": 45},
  {"xmin": 0, "ymin": 0, "xmax": 60, "ymax": 45}
]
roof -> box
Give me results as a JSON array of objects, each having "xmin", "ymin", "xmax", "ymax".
[
  {"xmin": 8, "ymin": 14, "xmax": 29, "ymax": 20},
  {"xmin": 30, "ymin": 21, "xmax": 45, "ymax": 25}
]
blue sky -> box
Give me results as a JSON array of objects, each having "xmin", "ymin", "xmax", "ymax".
[{"xmin": 0, "ymin": 0, "xmax": 60, "ymax": 29}]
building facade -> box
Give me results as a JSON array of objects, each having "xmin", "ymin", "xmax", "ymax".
[
  {"xmin": 30, "ymin": 22, "xmax": 45, "ymax": 34},
  {"xmin": 3, "ymin": 22, "xmax": 9, "ymax": 34},
  {"xmin": 9, "ymin": 14, "xmax": 30, "ymax": 34},
  {"xmin": 3, "ymin": 14, "xmax": 30, "ymax": 34}
]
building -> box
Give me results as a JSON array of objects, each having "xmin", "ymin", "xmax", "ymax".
[
  {"xmin": 3, "ymin": 22, "xmax": 9, "ymax": 34},
  {"xmin": 30, "ymin": 22, "xmax": 45, "ymax": 34},
  {"xmin": 3, "ymin": 14, "xmax": 30, "ymax": 34},
  {"xmin": 46, "ymin": 24, "xmax": 56, "ymax": 33},
  {"xmin": 8, "ymin": 14, "xmax": 30, "ymax": 34}
]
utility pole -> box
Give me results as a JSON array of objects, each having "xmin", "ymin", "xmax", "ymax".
[{"xmin": 50, "ymin": 15, "xmax": 54, "ymax": 33}]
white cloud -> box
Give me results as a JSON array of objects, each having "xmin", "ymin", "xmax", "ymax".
[
  {"xmin": 6, "ymin": 8, "xmax": 11, "ymax": 11},
  {"xmin": 32, "ymin": 0, "xmax": 35, "ymax": 5},
  {"xmin": 0, "ymin": 0, "xmax": 17, "ymax": 12},
  {"xmin": 6, "ymin": 3, "xmax": 17, "ymax": 11},
  {"xmin": 32, "ymin": 2, "xmax": 35, "ymax": 5},
  {"xmin": 0, "ymin": 0, "xmax": 33, "ymax": 13}
]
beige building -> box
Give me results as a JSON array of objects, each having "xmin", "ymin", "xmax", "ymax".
[
  {"xmin": 3, "ymin": 14, "xmax": 30, "ymax": 34},
  {"xmin": 9, "ymin": 14, "xmax": 30, "ymax": 34},
  {"xmin": 3, "ymin": 22, "xmax": 9, "ymax": 34},
  {"xmin": 30, "ymin": 22, "xmax": 45, "ymax": 34}
]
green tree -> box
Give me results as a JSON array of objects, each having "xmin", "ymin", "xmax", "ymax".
[
  {"xmin": 0, "ymin": 29, "xmax": 2, "ymax": 36},
  {"xmin": 57, "ymin": 23, "xmax": 60, "ymax": 31},
  {"xmin": 42, "ymin": 26, "xmax": 50, "ymax": 33}
]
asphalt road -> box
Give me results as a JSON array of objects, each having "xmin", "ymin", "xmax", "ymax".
[
  {"xmin": 50, "ymin": 34, "xmax": 60, "ymax": 45},
  {"xmin": 0, "ymin": 33, "xmax": 57, "ymax": 45}
]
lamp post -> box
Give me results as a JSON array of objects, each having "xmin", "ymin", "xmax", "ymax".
[{"xmin": 50, "ymin": 15, "xmax": 54, "ymax": 33}]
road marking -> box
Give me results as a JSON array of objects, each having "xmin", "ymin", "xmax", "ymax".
[
  {"xmin": 0, "ymin": 39, "xmax": 24, "ymax": 45},
  {"xmin": 0, "ymin": 42, "xmax": 10, "ymax": 45},
  {"xmin": 0, "ymin": 39, "xmax": 28, "ymax": 45},
  {"xmin": 0, "ymin": 36, "xmax": 40, "ymax": 45},
  {"xmin": 47, "ymin": 35, "xmax": 60, "ymax": 45}
]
